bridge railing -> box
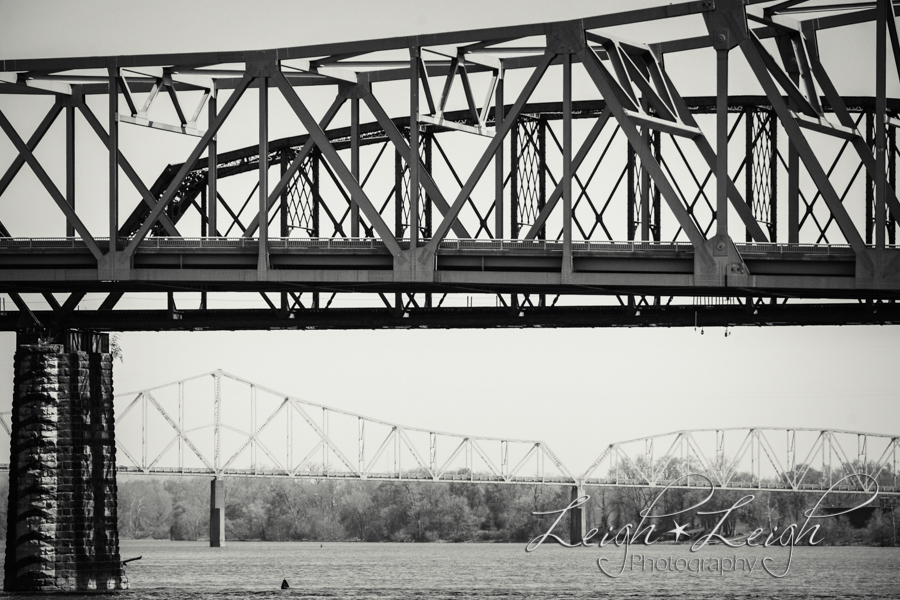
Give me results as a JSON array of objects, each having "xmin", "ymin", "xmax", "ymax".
[{"xmin": 0, "ymin": 236, "xmax": 869, "ymax": 255}]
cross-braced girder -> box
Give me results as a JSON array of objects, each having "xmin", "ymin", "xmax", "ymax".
[{"xmin": 2, "ymin": 1, "xmax": 900, "ymax": 331}]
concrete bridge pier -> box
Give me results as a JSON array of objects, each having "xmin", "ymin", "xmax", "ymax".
[
  {"xmin": 4, "ymin": 331, "xmax": 127, "ymax": 592},
  {"xmin": 569, "ymin": 485, "xmax": 586, "ymax": 546},
  {"xmin": 209, "ymin": 478, "xmax": 225, "ymax": 547}
]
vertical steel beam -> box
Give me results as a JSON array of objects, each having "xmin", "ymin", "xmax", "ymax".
[
  {"xmin": 395, "ymin": 146, "xmax": 403, "ymax": 237},
  {"xmin": 393, "ymin": 428, "xmax": 399, "ymax": 476},
  {"xmin": 200, "ymin": 189, "xmax": 207, "ymax": 237},
  {"xmin": 250, "ymin": 385, "xmax": 257, "ymax": 474},
  {"xmin": 858, "ymin": 434, "xmax": 868, "ymax": 475},
  {"xmin": 66, "ymin": 103, "xmax": 75, "ymax": 238},
  {"xmin": 351, "ymin": 96, "xmax": 360, "ymax": 237},
  {"xmin": 178, "ymin": 382, "xmax": 184, "ymax": 470},
  {"xmin": 652, "ymin": 130, "xmax": 661, "ymax": 241},
  {"xmin": 788, "ymin": 136, "xmax": 800, "ymax": 243},
  {"xmin": 562, "ymin": 53, "xmax": 573, "ymax": 273},
  {"xmin": 286, "ymin": 397, "xmax": 293, "ymax": 473},
  {"xmin": 745, "ymin": 107, "xmax": 754, "ymax": 243},
  {"xmin": 495, "ymin": 69, "xmax": 505, "ymax": 239},
  {"xmin": 640, "ymin": 98, "xmax": 651, "ymax": 241},
  {"xmin": 208, "ymin": 88, "xmax": 218, "ymax": 236},
  {"xmin": 322, "ymin": 408, "xmax": 329, "ymax": 473},
  {"xmin": 891, "ymin": 121, "xmax": 897, "ymax": 244},
  {"xmin": 429, "ymin": 432, "xmax": 436, "ymax": 475},
  {"xmin": 312, "ymin": 149, "xmax": 321, "ymax": 237},
  {"xmin": 358, "ymin": 417, "xmax": 365, "ymax": 475},
  {"xmin": 214, "ymin": 372, "xmax": 220, "ymax": 473},
  {"xmin": 868, "ymin": 111, "xmax": 875, "ymax": 244},
  {"xmin": 769, "ymin": 110, "xmax": 778, "ymax": 242},
  {"xmin": 627, "ymin": 144, "xmax": 636, "ymax": 241},
  {"xmin": 423, "ymin": 131, "xmax": 432, "ymax": 238},
  {"xmin": 280, "ymin": 150, "xmax": 289, "ymax": 238},
  {"xmin": 108, "ymin": 68, "xmax": 118, "ymax": 252},
  {"xmin": 876, "ymin": 0, "xmax": 888, "ymax": 251},
  {"xmin": 258, "ymin": 77, "xmax": 269, "ymax": 274},
  {"xmin": 716, "ymin": 48, "xmax": 729, "ymax": 236},
  {"xmin": 538, "ymin": 118, "xmax": 546, "ymax": 240},
  {"xmin": 787, "ymin": 429, "xmax": 795, "ymax": 476},
  {"xmin": 141, "ymin": 393, "xmax": 147, "ymax": 470},
  {"xmin": 510, "ymin": 118, "xmax": 519, "ymax": 238},
  {"xmin": 409, "ymin": 47, "xmax": 420, "ymax": 250}
]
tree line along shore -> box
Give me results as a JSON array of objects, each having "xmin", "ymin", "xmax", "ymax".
[
  {"xmin": 0, "ymin": 473, "xmax": 891, "ymax": 545},
  {"xmin": 110, "ymin": 475, "xmax": 896, "ymax": 546}
]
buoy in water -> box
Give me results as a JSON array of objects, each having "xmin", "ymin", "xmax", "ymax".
[{"xmin": 281, "ymin": 579, "xmax": 290, "ymax": 589}]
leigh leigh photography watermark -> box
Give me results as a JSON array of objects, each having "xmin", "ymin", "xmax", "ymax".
[{"xmin": 525, "ymin": 473, "xmax": 879, "ymax": 578}]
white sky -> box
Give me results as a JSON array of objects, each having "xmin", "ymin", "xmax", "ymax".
[{"xmin": 0, "ymin": 1, "xmax": 897, "ymax": 475}]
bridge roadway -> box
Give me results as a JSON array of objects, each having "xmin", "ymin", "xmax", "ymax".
[
  {"xmin": 3, "ymin": 237, "xmax": 899, "ymax": 330},
  {"xmin": 111, "ymin": 465, "xmax": 900, "ymax": 496}
]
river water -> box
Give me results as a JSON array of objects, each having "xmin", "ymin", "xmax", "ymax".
[{"xmin": 2, "ymin": 540, "xmax": 898, "ymax": 599}]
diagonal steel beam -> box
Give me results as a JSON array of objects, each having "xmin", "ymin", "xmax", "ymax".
[
  {"xmin": 125, "ymin": 73, "xmax": 253, "ymax": 258},
  {"xmin": 525, "ymin": 109, "xmax": 612, "ymax": 239},
  {"xmin": 804, "ymin": 32, "xmax": 900, "ymax": 227},
  {"xmin": 0, "ymin": 100, "xmax": 62, "ymax": 198},
  {"xmin": 8, "ymin": 292, "xmax": 42, "ymax": 328},
  {"xmin": 363, "ymin": 92, "xmax": 471, "ymax": 238},
  {"xmin": 741, "ymin": 35, "xmax": 872, "ymax": 270},
  {"xmin": 272, "ymin": 71, "xmax": 401, "ymax": 256},
  {"xmin": 50, "ymin": 292, "xmax": 85, "ymax": 327},
  {"xmin": 243, "ymin": 92, "xmax": 346, "ymax": 237},
  {"xmin": 579, "ymin": 47, "xmax": 711, "ymax": 254},
  {"xmin": 78, "ymin": 101, "xmax": 181, "ymax": 236},
  {"xmin": 0, "ymin": 108, "xmax": 103, "ymax": 260},
  {"xmin": 145, "ymin": 392, "xmax": 214, "ymax": 471},
  {"xmin": 658, "ymin": 60, "xmax": 769, "ymax": 242},
  {"xmin": 424, "ymin": 52, "xmax": 555, "ymax": 259}
]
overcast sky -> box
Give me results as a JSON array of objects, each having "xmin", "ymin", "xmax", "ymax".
[{"xmin": 0, "ymin": 1, "xmax": 896, "ymax": 475}]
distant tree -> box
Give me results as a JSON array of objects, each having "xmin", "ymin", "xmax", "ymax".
[
  {"xmin": 339, "ymin": 485, "xmax": 379, "ymax": 541},
  {"xmin": 863, "ymin": 510, "xmax": 896, "ymax": 547},
  {"xmin": 165, "ymin": 478, "xmax": 209, "ymax": 540},
  {"xmin": 118, "ymin": 479, "xmax": 172, "ymax": 539}
]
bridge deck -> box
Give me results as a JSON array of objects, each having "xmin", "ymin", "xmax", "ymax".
[{"xmin": 0, "ymin": 237, "xmax": 870, "ymax": 293}]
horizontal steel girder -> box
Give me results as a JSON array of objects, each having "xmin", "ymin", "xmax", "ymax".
[{"xmin": 1, "ymin": 303, "xmax": 898, "ymax": 332}]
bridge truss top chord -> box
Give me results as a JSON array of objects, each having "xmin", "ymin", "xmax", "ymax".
[{"xmin": 1, "ymin": 1, "xmax": 900, "ymax": 330}]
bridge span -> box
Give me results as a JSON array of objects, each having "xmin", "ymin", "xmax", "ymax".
[
  {"xmin": 1, "ymin": 0, "xmax": 899, "ymax": 592},
  {"xmin": 1, "ymin": 3, "xmax": 900, "ymax": 330}
]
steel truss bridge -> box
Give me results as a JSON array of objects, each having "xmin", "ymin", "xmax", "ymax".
[
  {"xmin": 1, "ymin": 1, "xmax": 900, "ymax": 330},
  {"xmin": 0, "ymin": 371, "xmax": 895, "ymax": 498},
  {"xmin": 0, "ymin": 369, "xmax": 873, "ymax": 497}
]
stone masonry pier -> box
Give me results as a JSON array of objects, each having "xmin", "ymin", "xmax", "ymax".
[{"xmin": 4, "ymin": 331, "xmax": 127, "ymax": 592}]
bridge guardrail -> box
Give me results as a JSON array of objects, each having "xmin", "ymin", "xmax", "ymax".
[{"xmin": 0, "ymin": 237, "xmax": 873, "ymax": 254}]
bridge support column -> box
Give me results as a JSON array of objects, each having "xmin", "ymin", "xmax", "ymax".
[
  {"xmin": 569, "ymin": 485, "xmax": 586, "ymax": 546},
  {"xmin": 4, "ymin": 331, "xmax": 126, "ymax": 592},
  {"xmin": 209, "ymin": 478, "xmax": 225, "ymax": 547}
]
